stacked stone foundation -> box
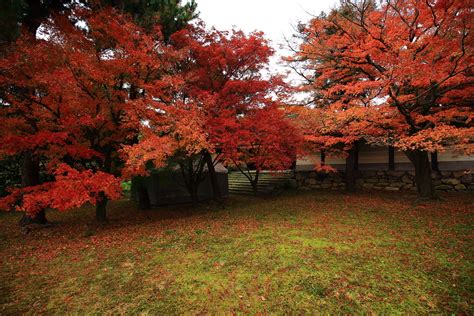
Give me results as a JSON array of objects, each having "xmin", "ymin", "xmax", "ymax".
[{"xmin": 295, "ymin": 170, "xmax": 473, "ymax": 192}]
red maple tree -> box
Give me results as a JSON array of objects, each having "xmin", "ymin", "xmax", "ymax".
[
  {"xmin": 288, "ymin": 0, "xmax": 473, "ymax": 197},
  {"xmin": 0, "ymin": 8, "xmax": 176, "ymax": 221},
  {"xmin": 123, "ymin": 24, "xmax": 291, "ymax": 201},
  {"xmin": 218, "ymin": 106, "xmax": 300, "ymax": 194}
]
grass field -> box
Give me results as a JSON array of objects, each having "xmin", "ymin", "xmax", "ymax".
[{"xmin": 0, "ymin": 190, "xmax": 473, "ymax": 314}]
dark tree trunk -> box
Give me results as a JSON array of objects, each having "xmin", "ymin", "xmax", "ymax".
[
  {"xmin": 96, "ymin": 192, "xmax": 108, "ymax": 223},
  {"xmin": 251, "ymin": 181, "xmax": 258, "ymax": 195},
  {"xmin": 137, "ymin": 185, "xmax": 151, "ymax": 210},
  {"xmin": 388, "ymin": 146, "xmax": 395, "ymax": 170},
  {"xmin": 251, "ymin": 171, "xmax": 259, "ymax": 195},
  {"xmin": 185, "ymin": 159, "xmax": 199, "ymax": 206},
  {"xmin": 353, "ymin": 142, "xmax": 359, "ymax": 171},
  {"xmin": 135, "ymin": 176, "xmax": 151, "ymax": 210},
  {"xmin": 14, "ymin": 0, "xmax": 47, "ymax": 226},
  {"xmin": 345, "ymin": 147, "xmax": 356, "ymax": 192},
  {"xmin": 19, "ymin": 209, "xmax": 47, "ymax": 226},
  {"xmin": 405, "ymin": 150, "xmax": 435, "ymax": 198},
  {"xmin": 179, "ymin": 156, "xmax": 206, "ymax": 207},
  {"xmin": 19, "ymin": 151, "xmax": 48, "ymax": 225},
  {"xmin": 95, "ymin": 152, "xmax": 114, "ymax": 222},
  {"xmin": 129, "ymin": 84, "xmax": 152, "ymax": 209},
  {"xmin": 431, "ymin": 152, "xmax": 439, "ymax": 171},
  {"xmin": 203, "ymin": 151, "xmax": 222, "ymax": 203}
]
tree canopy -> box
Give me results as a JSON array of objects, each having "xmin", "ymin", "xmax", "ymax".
[{"xmin": 288, "ymin": 0, "xmax": 473, "ymax": 197}]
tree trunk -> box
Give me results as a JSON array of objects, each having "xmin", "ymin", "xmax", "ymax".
[
  {"xmin": 19, "ymin": 209, "xmax": 47, "ymax": 226},
  {"xmin": 203, "ymin": 151, "xmax": 222, "ymax": 202},
  {"xmin": 96, "ymin": 192, "xmax": 108, "ymax": 223},
  {"xmin": 251, "ymin": 181, "xmax": 258, "ymax": 195},
  {"xmin": 137, "ymin": 185, "xmax": 151, "ymax": 210},
  {"xmin": 129, "ymin": 84, "xmax": 151, "ymax": 209},
  {"xmin": 179, "ymin": 156, "xmax": 207, "ymax": 207},
  {"xmin": 19, "ymin": 151, "xmax": 48, "ymax": 225},
  {"xmin": 13, "ymin": 2, "xmax": 48, "ymax": 225},
  {"xmin": 431, "ymin": 152, "xmax": 439, "ymax": 171},
  {"xmin": 135, "ymin": 176, "xmax": 151, "ymax": 210},
  {"xmin": 405, "ymin": 150, "xmax": 435, "ymax": 198},
  {"xmin": 353, "ymin": 142, "xmax": 359, "ymax": 170},
  {"xmin": 345, "ymin": 147, "xmax": 356, "ymax": 192},
  {"xmin": 388, "ymin": 146, "xmax": 395, "ymax": 170},
  {"xmin": 251, "ymin": 171, "xmax": 259, "ymax": 195}
]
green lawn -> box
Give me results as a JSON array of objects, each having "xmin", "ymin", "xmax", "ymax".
[{"xmin": 1, "ymin": 191, "xmax": 473, "ymax": 314}]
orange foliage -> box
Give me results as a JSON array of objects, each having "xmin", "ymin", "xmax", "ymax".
[
  {"xmin": 289, "ymin": 0, "xmax": 473, "ymax": 155},
  {"xmin": 0, "ymin": 8, "xmax": 175, "ymax": 213}
]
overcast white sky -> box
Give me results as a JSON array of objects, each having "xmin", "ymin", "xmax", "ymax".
[{"xmin": 196, "ymin": 0, "xmax": 339, "ymax": 81}]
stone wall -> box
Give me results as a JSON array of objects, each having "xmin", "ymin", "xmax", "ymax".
[{"xmin": 295, "ymin": 170, "xmax": 474, "ymax": 192}]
